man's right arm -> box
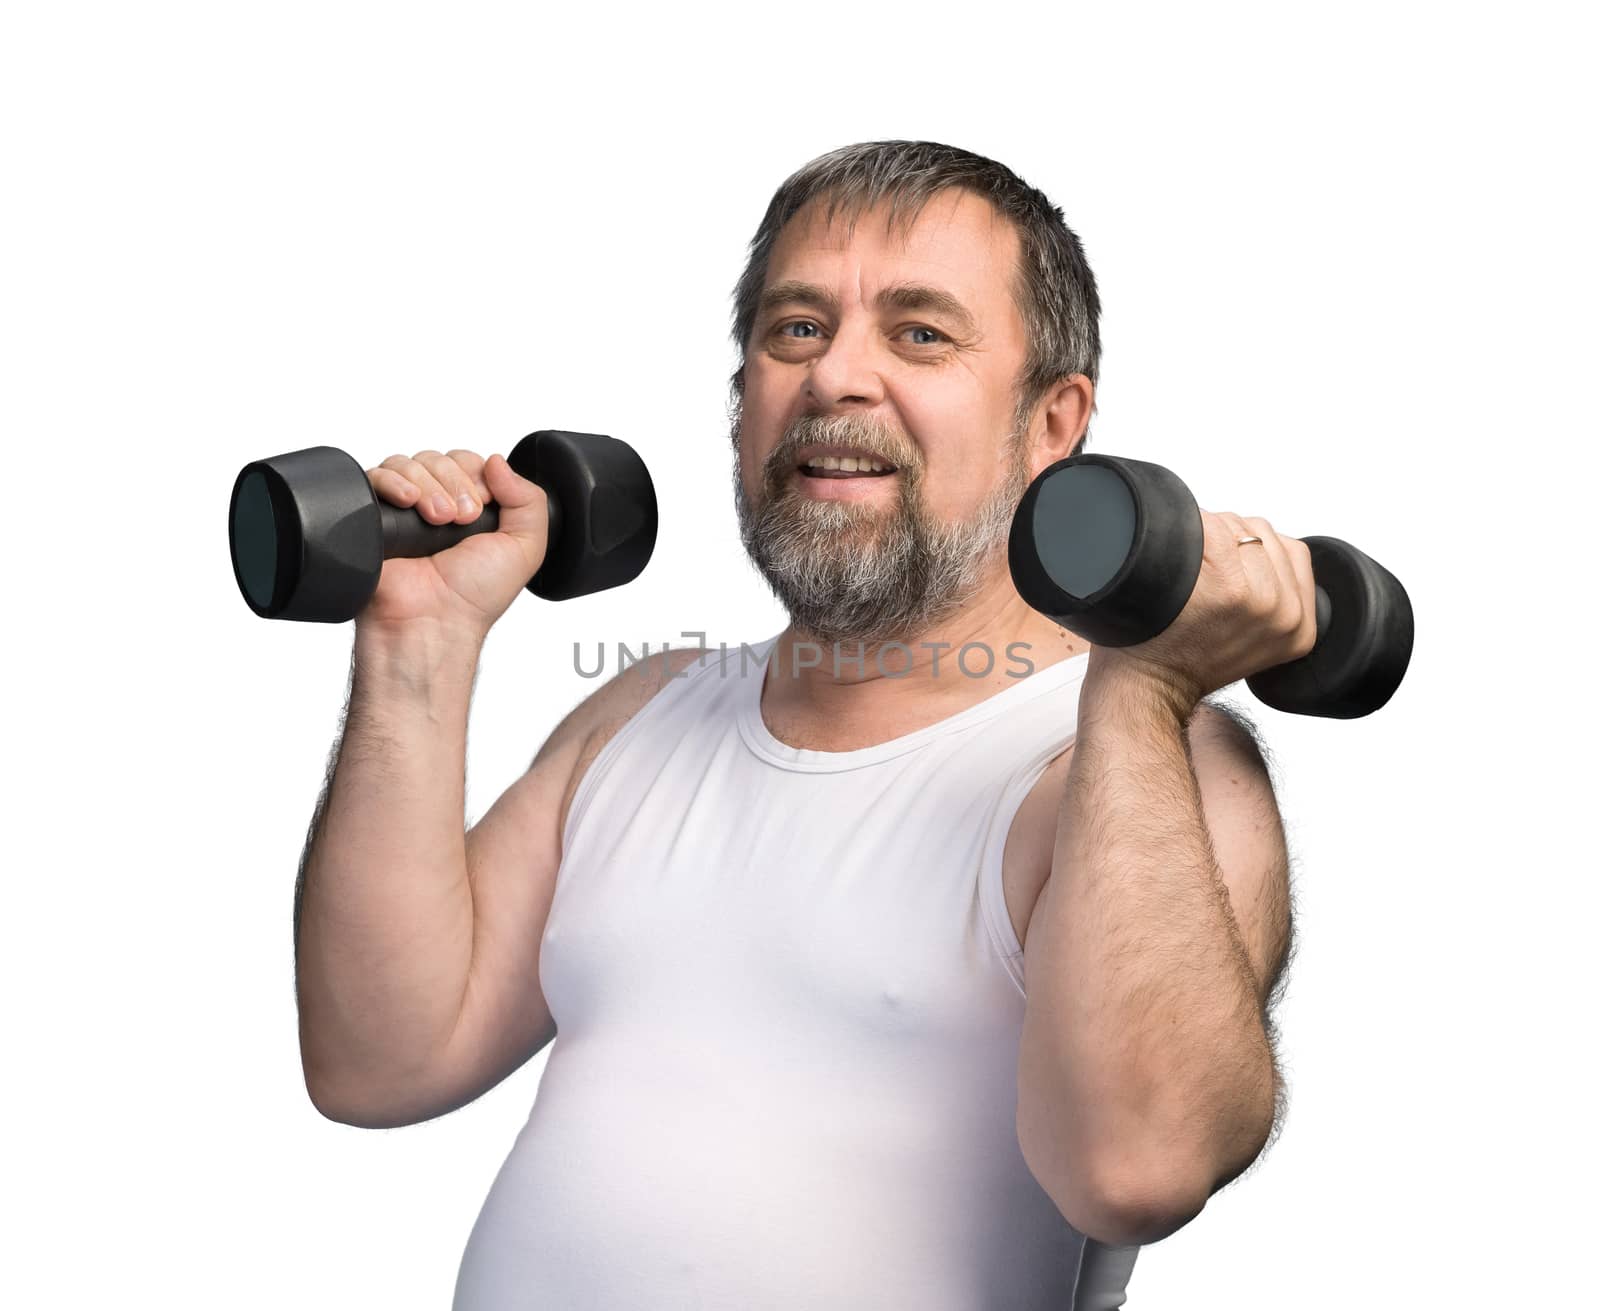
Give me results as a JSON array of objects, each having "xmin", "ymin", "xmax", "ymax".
[{"xmin": 294, "ymin": 621, "xmax": 705, "ymax": 1128}]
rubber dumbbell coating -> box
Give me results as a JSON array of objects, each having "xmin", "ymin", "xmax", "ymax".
[{"xmin": 1008, "ymin": 454, "xmax": 1206, "ymax": 647}]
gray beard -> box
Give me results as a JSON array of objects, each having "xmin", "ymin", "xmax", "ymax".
[{"xmin": 732, "ymin": 411, "xmax": 1031, "ymax": 648}]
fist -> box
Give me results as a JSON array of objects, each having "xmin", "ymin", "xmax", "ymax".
[
  {"xmin": 1091, "ymin": 509, "xmax": 1319, "ymax": 714},
  {"xmin": 357, "ymin": 447, "xmax": 552, "ymax": 636}
]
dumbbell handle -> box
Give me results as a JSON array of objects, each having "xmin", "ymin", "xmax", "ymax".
[{"xmin": 376, "ymin": 495, "xmax": 563, "ymax": 563}]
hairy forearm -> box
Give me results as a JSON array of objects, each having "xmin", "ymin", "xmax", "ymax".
[
  {"xmin": 1017, "ymin": 663, "xmax": 1275, "ymax": 1219},
  {"xmin": 294, "ymin": 620, "xmax": 482, "ymax": 1112}
]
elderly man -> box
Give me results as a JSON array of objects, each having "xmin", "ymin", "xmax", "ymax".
[{"xmin": 295, "ymin": 139, "xmax": 1302, "ymax": 1310}]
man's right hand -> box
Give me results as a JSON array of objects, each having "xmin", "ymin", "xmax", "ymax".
[{"xmin": 358, "ymin": 449, "xmax": 552, "ymax": 638}]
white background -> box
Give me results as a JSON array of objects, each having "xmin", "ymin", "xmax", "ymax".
[{"xmin": 4, "ymin": 2, "xmax": 1594, "ymax": 1307}]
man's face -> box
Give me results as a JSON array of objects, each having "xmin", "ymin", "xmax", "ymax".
[{"xmin": 731, "ymin": 187, "xmax": 1036, "ymax": 647}]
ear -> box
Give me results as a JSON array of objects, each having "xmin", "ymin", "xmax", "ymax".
[{"xmin": 1029, "ymin": 373, "xmax": 1095, "ymax": 477}]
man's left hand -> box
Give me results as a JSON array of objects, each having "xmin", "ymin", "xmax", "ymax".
[{"xmin": 1085, "ymin": 509, "xmax": 1319, "ymax": 719}]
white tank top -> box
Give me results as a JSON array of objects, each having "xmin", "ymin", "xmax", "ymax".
[{"xmin": 454, "ymin": 634, "xmax": 1140, "ymax": 1309}]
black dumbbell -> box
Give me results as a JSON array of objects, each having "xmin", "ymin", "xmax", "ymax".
[
  {"xmin": 229, "ymin": 429, "xmax": 657, "ymax": 622},
  {"xmin": 1008, "ymin": 454, "xmax": 1413, "ymax": 718}
]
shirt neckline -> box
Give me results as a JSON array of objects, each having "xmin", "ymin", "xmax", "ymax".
[{"xmin": 735, "ymin": 632, "xmax": 1092, "ymax": 774}]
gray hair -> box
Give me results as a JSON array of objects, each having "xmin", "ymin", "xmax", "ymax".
[{"xmin": 727, "ymin": 139, "xmax": 1102, "ymax": 456}]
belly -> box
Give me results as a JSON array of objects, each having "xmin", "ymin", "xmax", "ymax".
[{"xmin": 451, "ymin": 1034, "xmax": 1086, "ymax": 1311}]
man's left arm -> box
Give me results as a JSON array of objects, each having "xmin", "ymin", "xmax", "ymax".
[{"xmin": 1015, "ymin": 667, "xmax": 1293, "ymax": 1248}]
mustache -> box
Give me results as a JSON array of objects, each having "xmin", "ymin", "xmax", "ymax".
[{"xmin": 765, "ymin": 417, "xmax": 917, "ymax": 476}]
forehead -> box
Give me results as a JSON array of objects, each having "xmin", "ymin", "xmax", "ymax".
[{"xmin": 765, "ymin": 187, "xmax": 1020, "ymax": 322}]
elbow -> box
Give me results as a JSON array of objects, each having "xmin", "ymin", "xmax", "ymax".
[
  {"xmin": 303, "ymin": 1062, "xmax": 470, "ymax": 1130},
  {"xmin": 1065, "ymin": 1157, "xmax": 1210, "ymax": 1247},
  {"xmin": 1019, "ymin": 1118, "xmax": 1209, "ymax": 1247},
  {"xmin": 303, "ymin": 1066, "xmax": 409, "ymax": 1130},
  {"xmin": 304, "ymin": 1068, "xmax": 369, "ymax": 1128},
  {"xmin": 307, "ymin": 1093, "xmax": 391, "ymax": 1131}
]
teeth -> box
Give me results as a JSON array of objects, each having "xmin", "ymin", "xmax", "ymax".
[{"xmin": 804, "ymin": 455, "xmax": 892, "ymax": 473}]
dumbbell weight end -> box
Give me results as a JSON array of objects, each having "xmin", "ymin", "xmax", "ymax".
[{"xmin": 1246, "ymin": 535, "xmax": 1414, "ymax": 719}]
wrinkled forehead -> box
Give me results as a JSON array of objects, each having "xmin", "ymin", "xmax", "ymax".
[{"xmin": 768, "ymin": 187, "xmax": 1019, "ymax": 307}]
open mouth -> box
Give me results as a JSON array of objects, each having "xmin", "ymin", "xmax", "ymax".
[{"xmin": 796, "ymin": 455, "xmax": 897, "ymax": 479}]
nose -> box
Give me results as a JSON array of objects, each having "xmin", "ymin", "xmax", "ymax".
[{"xmin": 803, "ymin": 316, "xmax": 888, "ymax": 412}]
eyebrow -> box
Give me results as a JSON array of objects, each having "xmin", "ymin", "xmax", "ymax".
[{"xmin": 756, "ymin": 279, "xmax": 980, "ymax": 339}]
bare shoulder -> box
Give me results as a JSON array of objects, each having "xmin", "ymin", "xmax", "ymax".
[
  {"xmin": 555, "ymin": 646, "xmax": 710, "ymax": 828},
  {"xmin": 575, "ymin": 645, "xmax": 711, "ymax": 752},
  {"xmin": 998, "ymin": 697, "xmax": 1278, "ymax": 955}
]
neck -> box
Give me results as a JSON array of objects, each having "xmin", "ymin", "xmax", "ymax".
[{"xmin": 759, "ymin": 566, "xmax": 1091, "ymax": 751}]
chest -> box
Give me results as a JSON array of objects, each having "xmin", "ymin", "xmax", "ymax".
[{"xmin": 545, "ymin": 763, "xmax": 1030, "ymax": 1042}]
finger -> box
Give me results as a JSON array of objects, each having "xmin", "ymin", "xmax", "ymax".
[
  {"xmin": 1208, "ymin": 509, "xmax": 1264, "ymax": 603},
  {"xmin": 366, "ymin": 465, "xmax": 423, "ymax": 509},
  {"xmin": 480, "ymin": 454, "xmax": 552, "ymax": 575},
  {"xmin": 1200, "ymin": 508, "xmax": 1247, "ymax": 565},
  {"xmin": 445, "ymin": 449, "xmax": 491, "ymax": 508},
  {"xmin": 378, "ymin": 453, "xmax": 456, "ymax": 523},
  {"xmin": 1282, "ymin": 532, "xmax": 1319, "ymax": 657},
  {"xmin": 412, "ymin": 450, "xmax": 483, "ymax": 523},
  {"xmin": 482, "ymin": 453, "xmax": 546, "ymax": 508},
  {"xmin": 1240, "ymin": 514, "xmax": 1302, "ymax": 637}
]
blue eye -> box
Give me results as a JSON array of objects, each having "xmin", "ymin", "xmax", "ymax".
[{"xmin": 775, "ymin": 321, "xmax": 947, "ymax": 345}]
